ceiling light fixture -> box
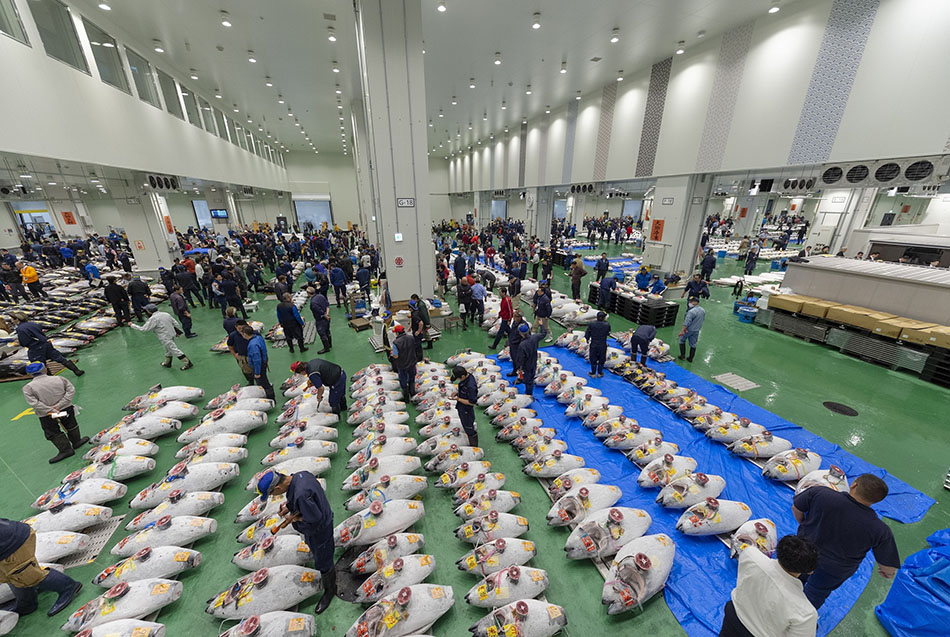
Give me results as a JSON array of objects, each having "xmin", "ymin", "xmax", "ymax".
[
  {"xmin": 233, "ymin": 104, "xmax": 239, "ymax": 112},
  {"xmin": 214, "ymin": 90, "xmax": 222, "ymax": 98},
  {"xmin": 575, "ymin": 91, "xmax": 582, "ymax": 100},
  {"xmin": 98, "ymin": 3, "xmax": 111, "ymax": 10},
  {"xmin": 220, "ymin": 11, "xmax": 232, "ymax": 27},
  {"xmin": 610, "ymin": 28, "xmax": 620, "ymax": 43},
  {"xmin": 616, "ymin": 70, "xmax": 624, "ymax": 82},
  {"xmin": 265, "ymin": 76, "xmax": 273, "ymax": 87},
  {"xmin": 332, "ymin": 61, "xmax": 340, "ymax": 73},
  {"xmin": 288, "ymin": 111, "xmax": 294, "ymax": 117},
  {"xmin": 102, "ymin": 42, "xmax": 114, "ymax": 48},
  {"xmin": 525, "ymin": 85, "xmax": 532, "ymax": 95},
  {"xmin": 152, "ymin": 39, "xmax": 164, "ymax": 53},
  {"xmin": 451, "ymin": 96, "xmax": 457, "ymax": 105},
  {"xmin": 437, "ymin": 1, "xmax": 446, "ymax": 12},
  {"xmin": 532, "ymin": 12, "xmax": 541, "ymax": 29},
  {"xmin": 769, "ymin": 1, "xmax": 781, "ymax": 13},
  {"xmin": 500, "ymin": 101, "xmax": 507, "ymax": 110},
  {"xmin": 697, "ymin": 30, "xmax": 706, "ymax": 38},
  {"xmin": 482, "ymin": 112, "xmax": 487, "ymax": 121},
  {"xmin": 494, "ymin": 52, "xmax": 502, "ymax": 65},
  {"xmin": 337, "ymin": 104, "xmax": 343, "ymax": 109},
  {"xmin": 247, "ymin": 50, "xmax": 257, "ymax": 63},
  {"xmin": 335, "ymin": 87, "xmax": 342, "ymax": 95},
  {"xmin": 545, "ymin": 106, "xmax": 551, "ymax": 113},
  {"xmin": 277, "ymin": 95, "xmax": 285, "ymax": 104},
  {"xmin": 327, "ymin": 27, "xmax": 337, "ymax": 42},
  {"xmin": 428, "ymin": 120, "xmax": 433, "ymax": 127},
  {"xmin": 675, "ymin": 40, "xmax": 685, "ymax": 54},
  {"xmin": 438, "ymin": 109, "xmax": 444, "ymax": 118},
  {"xmin": 559, "ymin": 61, "xmax": 567, "ymax": 74},
  {"xmin": 469, "ymin": 78, "xmax": 476, "ymax": 88},
  {"xmin": 189, "ymin": 69, "xmax": 198, "ymax": 80}
]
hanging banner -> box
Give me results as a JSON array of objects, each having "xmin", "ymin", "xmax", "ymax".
[
  {"xmin": 164, "ymin": 216, "xmax": 174, "ymax": 234},
  {"xmin": 61, "ymin": 211, "xmax": 77, "ymax": 225},
  {"xmin": 650, "ymin": 219, "xmax": 665, "ymax": 242}
]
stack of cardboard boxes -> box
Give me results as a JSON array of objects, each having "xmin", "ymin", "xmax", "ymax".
[{"xmin": 766, "ymin": 294, "xmax": 950, "ymax": 349}]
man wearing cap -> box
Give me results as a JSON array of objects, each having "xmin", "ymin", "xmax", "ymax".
[
  {"xmin": 290, "ymin": 358, "xmax": 347, "ymax": 414},
  {"xmin": 516, "ymin": 323, "xmax": 547, "ymax": 395},
  {"xmin": 391, "ymin": 324, "xmax": 417, "ymax": 401},
  {"xmin": 585, "ymin": 311, "xmax": 612, "ymax": 378},
  {"xmin": 678, "ymin": 297, "xmax": 705, "ymax": 363},
  {"xmin": 11, "ymin": 314, "xmax": 84, "ymax": 376},
  {"xmin": 307, "ymin": 287, "xmax": 332, "ymax": 354},
  {"xmin": 0, "ymin": 517, "xmax": 84, "ymax": 617},
  {"xmin": 595, "ymin": 253, "xmax": 610, "ymax": 282},
  {"xmin": 241, "ymin": 324, "xmax": 274, "ymax": 399},
  {"xmin": 452, "ymin": 365, "xmax": 479, "ymax": 446},
  {"xmin": 21, "ymin": 362, "xmax": 88, "ymax": 463},
  {"xmin": 129, "ymin": 304, "xmax": 193, "ymax": 370},
  {"xmin": 629, "ymin": 323, "xmax": 657, "ymax": 366},
  {"xmin": 597, "ymin": 275, "xmax": 617, "ymax": 311},
  {"xmin": 256, "ymin": 471, "xmax": 336, "ymax": 614},
  {"xmin": 127, "ymin": 275, "xmax": 151, "ymax": 322}
]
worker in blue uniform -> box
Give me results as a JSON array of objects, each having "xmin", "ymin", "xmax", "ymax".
[
  {"xmin": 681, "ymin": 273, "xmax": 710, "ymax": 300},
  {"xmin": 594, "ymin": 253, "xmax": 610, "ymax": 282},
  {"xmin": 258, "ymin": 471, "xmax": 336, "ymax": 614},
  {"xmin": 649, "ymin": 275, "xmax": 666, "ymax": 295},
  {"xmin": 635, "ymin": 265, "xmax": 652, "ymax": 290},
  {"xmin": 290, "ymin": 358, "xmax": 347, "ymax": 414},
  {"xmin": 597, "ymin": 275, "xmax": 617, "ymax": 310},
  {"xmin": 516, "ymin": 323, "xmax": 547, "ymax": 395},
  {"xmin": 11, "ymin": 313, "xmax": 84, "ymax": 376},
  {"xmin": 308, "ymin": 288, "xmax": 332, "ymax": 354},
  {"xmin": 506, "ymin": 312, "xmax": 528, "ymax": 377},
  {"xmin": 629, "ymin": 323, "xmax": 657, "ymax": 365},
  {"xmin": 452, "ymin": 365, "xmax": 479, "ymax": 446},
  {"xmin": 585, "ymin": 311, "xmax": 611, "ymax": 377},
  {"xmin": 678, "ymin": 297, "xmax": 705, "ymax": 362}
]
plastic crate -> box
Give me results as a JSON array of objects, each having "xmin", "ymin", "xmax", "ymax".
[{"xmin": 738, "ymin": 307, "xmax": 758, "ymax": 323}]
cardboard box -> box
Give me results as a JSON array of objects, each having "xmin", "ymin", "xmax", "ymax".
[
  {"xmin": 900, "ymin": 325, "xmax": 947, "ymax": 346},
  {"xmin": 800, "ymin": 300, "xmax": 841, "ymax": 319},
  {"xmin": 931, "ymin": 326, "xmax": 950, "ymax": 349},
  {"xmin": 873, "ymin": 318, "xmax": 937, "ymax": 340},
  {"xmin": 825, "ymin": 305, "xmax": 873, "ymax": 326},
  {"xmin": 767, "ymin": 294, "xmax": 809, "ymax": 313},
  {"xmin": 851, "ymin": 311, "xmax": 898, "ymax": 331}
]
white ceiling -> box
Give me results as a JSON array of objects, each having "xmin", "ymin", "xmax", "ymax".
[{"xmin": 64, "ymin": 0, "xmax": 797, "ymax": 162}]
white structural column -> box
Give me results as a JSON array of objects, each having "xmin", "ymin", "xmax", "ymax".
[
  {"xmin": 350, "ymin": 99, "xmax": 379, "ymax": 247},
  {"xmin": 354, "ymin": 0, "xmax": 435, "ymax": 300},
  {"xmin": 641, "ymin": 175, "xmax": 711, "ymax": 276}
]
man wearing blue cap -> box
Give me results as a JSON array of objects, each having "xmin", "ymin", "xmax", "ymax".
[
  {"xmin": 585, "ymin": 312, "xmax": 611, "ymax": 378},
  {"xmin": 516, "ymin": 323, "xmax": 547, "ymax": 395},
  {"xmin": 256, "ymin": 470, "xmax": 336, "ymax": 614},
  {"xmin": 21, "ymin": 362, "xmax": 88, "ymax": 463},
  {"xmin": 10, "ymin": 313, "xmax": 84, "ymax": 376},
  {"xmin": 307, "ymin": 287, "xmax": 332, "ymax": 354}
]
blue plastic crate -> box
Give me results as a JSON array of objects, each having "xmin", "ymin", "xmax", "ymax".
[{"xmin": 738, "ymin": 307, "xmax": 758, "ymax": 323}]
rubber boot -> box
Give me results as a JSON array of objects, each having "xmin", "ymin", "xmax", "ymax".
[
  {"xmin": 639, "ymin": 355, "xmax": 649, "ymax": 366},
  {"xmin": 179, "ymin": 355, "xmax": 193, "ymax": 370},
  {"xmin": 467, "ymin": 432, "xmax": 479, "ymax": 447},
  {"xmin": 688, "ymin": 347, "xmax": 696, "ymax": 363},
  {"xmin": 41, "ymin": 569, "xmax": 82, "ymax": 616},
  {"xmin": 62, "ymin": 360, "xmax": 84, "ymax": 376},
  {"xmin": 288, "ymin": 345, "xmax": 295, "ymax": 353},
  {"xmin": 315, "ymin": 570, "xmax": 336, "ymax": 614},
  {"xmin": 64, "ymin": 422, "xmax": 89, "ymax": 449},
  {"xmin": 678, "ymin": 343, "xmax": 686, "ymax": 360},
  {"xmin": 48, "ymin": 432, "xmax": 74, "ymax": 464},
  {"xmin": 161, "ymin": 357, "xmax": 172, "ymax": 368}
]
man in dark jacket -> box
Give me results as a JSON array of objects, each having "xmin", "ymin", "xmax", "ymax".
[
  {"xmin": 103, "ymin": 277, "xmax": 131, "ymax": 325},
  {"xmin": 169, "ymin": 286, "xmax": 196, "ymax": 338},
  {"xmin": 12, "ymin": 314, "xmax": 84, "ymax": 376},
  {"xmin": 219, "ymin": 273, "xmax": 248, "ymax": 319},
  {"xmin": 355, "ymin": 265, "xmax": 371, "ymax": 297},
  {"xmin": 532, "ymin": 282, "xmax": 553, "ymax": 343},
  {"xmin": 629, "ymin": 323, "xmax": 657, "ymax": 366},
  {"xmin": 290, "ymin": 358, "xmax": 347, "ymax": 414},
  {"xmin": 516, "ymin": 323, "xmax": 547, "ymax": 395},
  {"xmin": 700, "ymin": 249, "xmax": 717, "ymax": 281},
  {"xmin": 391, "ymin": 324, "xmax": 417, "ymax": 401},
  {"xmin": 174, "ymin": 267, "xmax": 204, "ymax": 307},
  {"xmin": 585, "ymin": 311, "xmax": 611, "ymax": 377},
  {"xmin": 506, "ymin": 312, "xmax": 528, "ymax": 377},
  {"xmin": 597, "ymin": 275, "xmax": 617, "ymax": 310},
  {"xmin": 453, "ymin": 253, "xmax": 467, "ymax": 280},
  {"xmin": 127, "ymin": 275, "xmax": 151, "ymax": 322},
  {"xmin": 329, "ymin": 264, "xmax": 347, "ymax": 308},
  {"xmin": 594, "ymin": 253, "xmax": 610, "ymax": 282},
  {"xmin": 273, "ymin": 274, "xmax": 290, "ymax": 302},
  {"xmin": 682, "ymin": 274, "xmax": 710, "ymax": 300},
  {"xmin": 276, "ymin": 293, "xmax": 307, "ymax": 354},
  {"xmin": 0, "ymin": 518, "xmax": 83, "ymax": 616},
  {"xmin": 308, "ymin": 288, "xmax": 332, "ymax": 354}
]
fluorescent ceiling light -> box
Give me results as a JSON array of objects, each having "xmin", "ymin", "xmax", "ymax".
[
  {"xmin": 532, "ymin": 12, "xmax": 541, "ymax": 29},
  {"xmin": 437, "ymin": 1, "xmax": 446, "ymax": 12},
  {"xmin": 610, "ymin": 28, "xmax": 620, "ymax": 43},
  {"xmin": 248, "ymin": 50, "xmax": 257, "ymax": 63},
  {"xmin": 220, "ymin": 11, "xmax": 232, "ymax": 27},
  {"xmin": 327, "ymin": 27, "xmax": 337, "ymax": 42},
  {"xmin": 153, "ymin": 40, "xmax": 164, "ymax": 53},
  {"xmin": 98, "ymin": 3, "xmax": 111, "ymax": 10}
]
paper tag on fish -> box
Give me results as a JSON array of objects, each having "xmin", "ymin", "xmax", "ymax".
[
  {"xmin": 383, "ymin": 610, "xmax": 400, "ymax": 628},
  {"xmin": 287, "ymin": 617, "xmax": 306, "ymax": 631},
  {"xmin": 547, "ymin": 605, "xmax": 562, "ymax": 619},
  {"xmin": 85, "ymin": 507, "xmax": 101, "ymax": 516},
  {"xmin": 131, "ymin": 627, "xmax": 152, "ymax": 637},
  {"xmin": 440, "ymin": 474, "xmax": 450, "ymax": 484},
  {"xmin": 430, "ymin": 586, "xmax": 445, "ymax": 599},
  {"xmin": 477, "ymin": 584, "xmax": 488, "ymax": 600},
  {"xmin": 463, "ymin": 504, "xmax": 474, "ymax": 516},
  {"xmin": 466, "ymin": 555, "xmax": 477, "ymax": 569},
  {"xmin": 56, "ymin": 534, "xmax": 75, "ymax": 544},
  {"xmin": 364, "ymin": 518, "xmax": 376, "ymax": 529},
  {"xmin": 530, "ymin": 569, "xmax": 545, "ymax": 582},
  {"xmin": 504, "ymin": 625, "xmax": 518, "ymax": 637},
  {"xmin": 150, "ymin": 583, "xmax": 170, "ymax": 596},
  {"xmin": 174, "ymin": 551, "xmax": 191, "ymax": 562},
  {"xmin": 299, "ymin": 570, "xmax": 316, "ymax": 583},
  {"xmin": 100, "ymin": 601, "xmax": 116, "ymax": 616},
  {"xmin": 297, "ymin": 542, "xmax": 310, "ymax": 553},
  {"xmin": 383, "ymin": 564, "xmax": 395, "ymax": 578},
  {"xmin": 406, "ymin": 534, "xmax": 419, "ymax": 543},
  {"xmin": 463, "ymin": 526, "xmax": 474, "ymax": 538},
  {"xmin": 486, "ymin": 627, "xmax": 499, "ymax": 637},
  {"xmin": 190, "ymin": 518, "xmax": 206, "ymax": 527},
  {"xmin": 101, "ymin": 483, "xmax": 114, "ymax": 490}
]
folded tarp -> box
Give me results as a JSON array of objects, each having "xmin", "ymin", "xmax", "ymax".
[{"xmin": 875, "ymin": 529, "xmax": 950, "ymax": 636}]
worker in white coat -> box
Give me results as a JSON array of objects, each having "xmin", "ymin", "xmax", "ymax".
[{"xmin": 129, "ymin": 303, "xmax": 194, "ymax": 370}]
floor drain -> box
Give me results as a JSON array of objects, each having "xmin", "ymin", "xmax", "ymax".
[{"xmin": 823, "ymin": 401, "xmax": 858, "ymax": 417}]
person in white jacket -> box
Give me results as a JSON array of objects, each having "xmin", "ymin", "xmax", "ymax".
[{"xmin": 129, "ymin": 303, "xmax": 193, "ymax": 370}]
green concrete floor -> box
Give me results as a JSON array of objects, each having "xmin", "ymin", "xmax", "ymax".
[{"xmin": 1, "ymin": 243, "xmax": 946, "ymax": 636}]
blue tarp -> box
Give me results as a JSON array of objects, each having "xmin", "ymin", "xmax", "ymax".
[
  {"xmin": 487, "ymin": 345, "xmax": 933, "ymax": 636},
  {"xmin": 876, "ymin": 529, "xmax": 950, "ymax": 636}
]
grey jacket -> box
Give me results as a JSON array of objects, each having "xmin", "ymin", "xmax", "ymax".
[{"xmin": 23, "ymin": 374, "xmax": 75, "ymax": 416}]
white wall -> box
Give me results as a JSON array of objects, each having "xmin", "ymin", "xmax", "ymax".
[{"xmin": 284, "ymin": 152, "xmax": 360, "ymax": 227}]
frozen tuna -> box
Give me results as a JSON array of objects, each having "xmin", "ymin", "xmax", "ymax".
[
  {"xmin": 233, "ymin": 535, "xmax": 312, "ymax": 571},
  {"xmin": 62, "ymin": 579, "xmax": 183, "ymax": 632},
  {"xmin": 177, "ymin": 410, "xmax": 268, "ymax": 443},
  {"xmin": 34, "ymin": 531, "xmax": 90, "ymax": 562},
  {"xmin": 464, "ymin": 566, "xmax": 549, "ymax": 608},
  {"xmin": 452, "ymin": 473, "xmax": 506, "ymax": 505},
  {"xmin": 625, "ymin": 439, "xmax": 680, "ymax": 467},
  {"xmin": 176, "ymin": 433, "xmax": 248, "ymax": 458},
  {"xmin": 218, "ymin": 611, "xmax": 315, "ymax": 637},
  {"xmin": 729, "ymin": 518, "xmax": 778, "ymax": 558},
  {"xmin": 795, "ymin": 465, "xmax": 849, "ymax": 495},
  {"xmin": 22, "ymin": 502, "xmax": 112, "ymax": 533},
  {"xmin": 246, "ymin": 457, "xmax": 331, "ymax": 491},
  {"xmin": 546, "ymin": 484, "xmax": 623, "ymax": 526},
  {"xmin": 93, "ymin": 546, "xmax": 201, "ymax": 586},
  {"xmin": 349, "ymin": 533, "xmax": 425, "ymax": 575},
  {"xmin": 424, "ymin": 446, "xmax": 485, "ymax": 473},
  {"xmin": 65, "ymin": 454, "xmax": 156, "ymax": 483},
  {"xmin": 73, "ymin": 619, "xmax": 166, "ymax": 637},
  {"xmin": 91, "ymin": 417, "xmax": 181, "ymax": 444},
  {"xmin": 637, "ymin": 455, "xmax": 698, "ymax": 488},
  {"xmin": 112, "ymin": 516, "xmax": 217, "ymax": 556},
  {"xmin": 435, "ymin": 462, "xmax": 494, "ymax": 490},
  {"xmin": 675, "ymin": 498, "xmax": 752, "ymax": 536},
  {"xmin": 547, "ymin": 469, "xmax": 601, "ymax": 500},
  {"xmin": 343, "ymin": 474, "xmax": 429, "ymax": 511},
  {"xmin": 126, "ymin": 490, "xmax": 225, "ymax": 531},
  {"xmin": 263, "ymin": 440, "xmax": 337, "ymax": 465},
  {"xmin": 455, "ymin": 489, "xmax": 521, "ymax": 520},
  {"xmin": 341, "ymin": 455, "xmax": 422, "ymax": 491},
  {"xmin": 131, "ymin": 462, "xmax": 239, "ymax": 509},
  {"xmin": 124, "ymin": 385, "xmax": 204, "ymax": 410},
  {"xmin": 347, "ymin": 436, "xmax": 417, "ymax": 467},
  {"xmin": 457, "ymin": 538, "xmax": 537, "ymax": 576},
  {"xmin": 523, "ymin": 450, "xmax": 585, "ymax": 478},
  {"xmin": 344, "ymin": 585, "xmax": 454, "ymax": 637},
  {"xmin": 761, "ymin": 448, "xmax": 822, "ymax": 481},
  {"xmin": 84, "ymin": 438, "xmax": 159, "ymax": 462},
  {"xmin": 655, "ymin": 473, "xmax": 727, "ymax": 509},
  {"xmin": 205, "ymin": 566, "xmax": 323, "ymax": 619},
  {"xmin": 334, "ymin": 500, "xmax": 425, "ymax": 548},
  {"xmin": 455, "ymin": 511, "xmax": 530, "ymax": 544},
  {"xmin": 602, "ymin": 534, "xmax": 675, "ymax": 615},
  {"xmin": 705, "ymin": 417, "xmax": 766, "ymax": 443},
  {"xmin": 727, "ymin": 431, "xmax": 792, "ymax": 458},
  {"xmin": 32, "ymin": 479, "xmax": 127, "ymax": 511},
  {"xmin": 353, "ymin": 554, "xmax": 437, "ymax": 603},
  {"xmin": 469, "ymin": 599, "xmax": 567, "ymax": 637},
  {"xmin": 564, "ymin": 507, "xmax": 652, "ymax": 560}
]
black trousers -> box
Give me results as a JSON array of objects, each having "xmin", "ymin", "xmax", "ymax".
[
  {"xmin": 571, "ymin": 281, "xmax": 581, "ymax": 299},
  {"xmin": 719, "ymin": 600, "xmax": 754, "ymax": 637},
  {"xmin": 183, "ymin": 287, "xmax": 203, "ymax": 306},
  {"xmin": 111, "ymin": 302, "xmax": 131, "ymax": 324},
  {"xmin": 281, "ymin": 322, "xmax": 306, "ymax": 351},
  {"xmin": 27, "ymin": 281, "xmax": 47, "ymax": 298},
  {"xmin": 315, "ymin": 318, "xmax": 331, "ymax": 348},
  {"xmin": 178, "ymin": 313, "xmax": 194, "ymax": 336},
  {"xmin": 254, "ymin": 367, "xmax": 275, "ymax": 399},
  {"xmin": 491, "ymin": 319, "xmax": 510, "ymax": 349},
  {"xmin": 226, "ymin": 296, "xmax": 248, "ymax": 319}
]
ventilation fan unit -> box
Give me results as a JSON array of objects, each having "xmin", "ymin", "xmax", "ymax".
[
  {"xmin": 242, "ymin": 186, "xmax": 255, "ymax": 197},
  {"xmin": 144, "ymin": 173, "xmax": 180, "ymax": 191}
]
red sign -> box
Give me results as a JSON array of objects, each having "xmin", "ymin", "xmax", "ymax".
[
  {"xmin": 790, "ymin": 204, "xmax": 797, "ymax": 211},
  {"xmin": 739, "ymin": 207, "xmax": 748, "ymax": 218},
  {"xmin": 61, "ymin": 210, "xmax": 77, "ymax": 225},
  {"xmin": 163, "ymin": 216, "xmax": 174, "ymax": 234},
  {"xmin": 901, "ymin": 205, "xmax": 911, "ymax": 213},
  {"xmin": 394, "ymin": 256, "xmax": 405, "ymax": 268},
  {"xmin": 649, "ymin": 219, "xmax": 664, "ymax": 242},
  {"xmin": 133, "ymin": 240, "xmax": 145, "ymax": 251}
]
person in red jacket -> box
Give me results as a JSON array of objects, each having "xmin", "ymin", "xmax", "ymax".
[{"xmin": 489, "ymin": 287, "xmax": 513, "ymax": 350}]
